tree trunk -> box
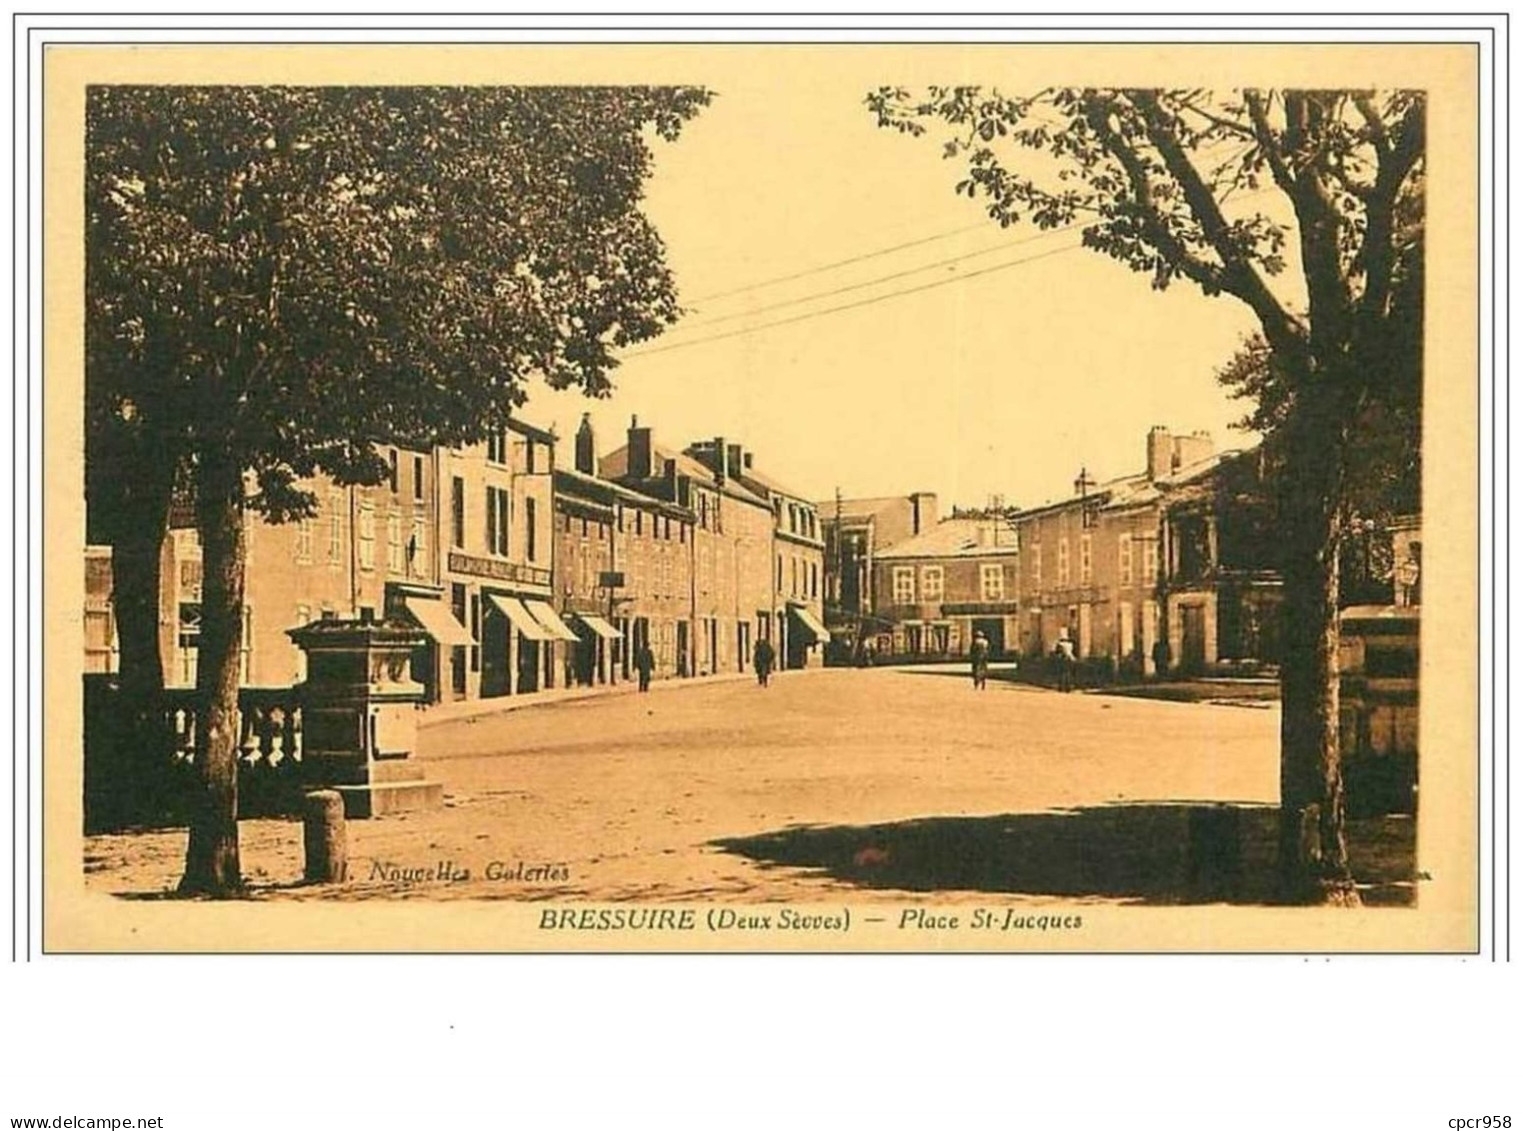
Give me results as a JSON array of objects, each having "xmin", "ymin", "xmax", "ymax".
[
  {"xmin": 1276, "ymin": 402, "xmax": 1359, "ymax": 906},
  {"xmin": 108, "ymin": 450, "xmax": 174, "ymax": 778},
  {"xmin": 178, "ymin": 453, "xmax": 247, "ymax": 897}
]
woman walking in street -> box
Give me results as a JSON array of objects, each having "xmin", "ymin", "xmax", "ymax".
[{"xmin": 969, "ymin": 631, "xmax": 990, "ymax": 690}]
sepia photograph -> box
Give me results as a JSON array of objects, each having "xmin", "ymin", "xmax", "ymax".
[{"xmin": 43, "ymin": 37, "xmax": 1480, "ymax": 953}]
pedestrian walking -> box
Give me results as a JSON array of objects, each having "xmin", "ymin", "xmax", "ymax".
[
  {"xmin": 1151, "ymin": 637, "xmax": 1171, "ymax": 680},
  {"xmin": 1053, "ymin": 632, "xmax": 1077, "ymax": 693},
  {"xmin": 635, "ymin": 641, "xmax": 655, "ymax": 693},
  {"xmin": 753, "ymin": 636, "xmax": 776, "ymax": 687},
  {"xmin": 969, "ymin": 630, "xmax": 990, "ymax": 690}
]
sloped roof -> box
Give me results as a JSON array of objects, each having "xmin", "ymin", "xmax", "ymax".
[
  {"xmin": 735, "ymin": 464, "xmax": 809, "ymax": 503},
  {"xmin": 600, "ymin": 443, "xmax": 770, "ymax": 507},
  {"xmin": 816, "ymin": 495, "xmax": 913, "ymax": 522},
  {"xmin": 1018, "ymin": 449, "xmax": 1253, "ymax": 518},
  {"xmin": 875, "ymin": 518, "xmax": 1018, "ymax": 560}
]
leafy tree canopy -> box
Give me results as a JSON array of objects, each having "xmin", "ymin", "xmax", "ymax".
[
  {"xmin": 870, "ymin": 87, "xmax": 1427, "ymax": 902},
  {"xmin": 87, "ymin": 84, "xmax": 710, "ymax": 521},
  {"xmin": 867, "ymin": 87, "xmax": 1424, "ymax": 443}
]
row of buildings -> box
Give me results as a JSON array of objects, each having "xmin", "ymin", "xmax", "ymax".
[
  {"xmin": 85, "ymin": 415, "xmax": 830, "ymax": 704},
  {"xmin": 821, "ymin": 425, "xmax": 1422, "ymax": 677},
  {"xmin": 85, "ymin": 417, "xmax": 1421, "ymax": 698}
]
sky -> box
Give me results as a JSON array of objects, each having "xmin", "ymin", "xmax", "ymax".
[{"xmin": 528, "ymin": 56, "xmax": 1268, "ymax": 512}]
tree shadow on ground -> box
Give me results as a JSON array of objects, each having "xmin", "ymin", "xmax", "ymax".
[
  {"xmin": 113, "ymin": 876, "xmax": 324, "ymax": 901},
  {"xmin": 712, "ymin": 803, "xmax": 1415, "ymax": 906}
]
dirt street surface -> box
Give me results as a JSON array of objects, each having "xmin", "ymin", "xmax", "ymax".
[{"xmin": 84, "ymin": 667, "xmax": 1413, "ymax": 905}]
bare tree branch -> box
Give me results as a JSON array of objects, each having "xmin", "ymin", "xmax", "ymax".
[
  {"xmin": 1128, "ymin": 90, "xmax": 1307, "ymax": 360},
  {"xmin": 1079, "ymin": 95, "xmax": 1228, "ymax": 294}
]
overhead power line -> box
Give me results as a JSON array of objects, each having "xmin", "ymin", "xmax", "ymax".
[
  {"xmin": 638, "ymin": 185, "xmax": 1279, "ymax": 360},
  {"xmin": 672, "ymin": 222, "xmax": 1081, "ymax": 333},
  {"xmin": 684, "ymin": 220, "xmax": 992, "ymax": 304},
  {"xmin": 624, "ymin": 239, "xmax": 1087, "ymax": 360}
]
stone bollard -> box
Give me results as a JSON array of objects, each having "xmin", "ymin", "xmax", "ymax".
[
  {"xmin": 1185, "ymin": 804, "xmax": 1244, "ymax": 902},
  {"xmin": 303, "ymin": 790, "xmax": 348, "ymax": 884}
]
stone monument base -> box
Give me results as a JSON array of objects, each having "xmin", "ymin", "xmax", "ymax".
[{"xmin": 306, "ymin": 756, "xmax": 444, "ymax": 819}]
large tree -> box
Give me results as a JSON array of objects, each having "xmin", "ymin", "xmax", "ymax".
[
  {"xmin": 870, "ymin": 87, "xmax": 1424, "ymax": 904},
  {"xmin": 87, "ymin": 85, "xmax": 709, "ymax": 895}
]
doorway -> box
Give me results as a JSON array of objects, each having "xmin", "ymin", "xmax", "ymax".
[
  {"xmin": 1180, "ymin": 604, "xmax": 1207, "ymax": 673},
  {"xmin": 972, "ymin": 617, "xmax": 1005, "ymax": 658},
  {"xmin": 481, "ymin": 605, "xmax": 510, "ymax": 697}
]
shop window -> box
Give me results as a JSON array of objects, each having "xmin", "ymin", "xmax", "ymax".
[
  {"xmin": 486, "ymin": 487, "xmax": 510, "ymax": 556},
  {"xmin": 358, "ymin": 505, "xmax": 376, "ymax": 571},
  {"xmin": 387, "ymin": 512, "xmax": 403, "ymax": 573},
  {"xmin": 294, "ymin": 518, "xmax": 314, "ymax": 564},
  {"xmin": 920, "ymin": 565, "xmax": 944, "ymax": 601},
  {"xmin": 328, "ymin": 492, "xmax": 343, "ymax": 564},
  {"xmin": 451, "ymin": 477, "xmax": 465, "ymax": 550},
  {"xmin": 981, "ymin": 563, "xmax": 1005, "ymax": 601},
  {"xmin": 893, "ymin": 567, "xmax": 915, "ymax": 604},
  {"xmin": 409, "ymin": 518, "xmax": 427, "ymax": 578}
]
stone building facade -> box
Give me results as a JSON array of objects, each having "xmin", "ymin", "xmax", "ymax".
[
  {"xmin": 686, "ymin": 439, "xmax": 829, "ymax": 669},
  {"xmin": 868, "ymin": 516, "xmax": 1021, "ymax": 660},
  {"xmin": 438, "ymin": 419, "xmax": 567, "ymax": 702},
  {"xmin": 85, "ymin": 443, "xmax": 452, "ymax": 694},
  {"xmin": 1010, "ymin": 426, "xmax": 1281, "ymax": 678},
  {"xmin": 556, "ymin": 415, "xmax": 700, "ymax": 684},
  {"xmin": 600, "ymin": 419, "xmax": 778, "ymax": 682},
  {"xmin": 818, "ymin": 492, "xmax": 939, "ymax": 659}
]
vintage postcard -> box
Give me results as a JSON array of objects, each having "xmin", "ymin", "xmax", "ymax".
[{"xmin": 43, "ymin": 38, "xmax": 1480, "ymax": 952}]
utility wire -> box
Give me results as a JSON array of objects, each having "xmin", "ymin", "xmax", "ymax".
[
  {"xmin": 625, "ymin": 239, "xmax": 1087, "ymax": 360},
  {"xmin": 673, "ymin": 222, "xmax": 1081, "ymax": 332},
  {"xmin": 637, "ymin": 186, "xmax": 1278, "ymax": 359},
  {"xmin": 685, "ymin": 220, "xmax": 992, "ymax": 304}
]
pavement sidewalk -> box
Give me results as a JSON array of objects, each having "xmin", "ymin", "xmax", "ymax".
[{"xmin": 417, "ymin": 663, "xmax": 831, "ymax": 729}]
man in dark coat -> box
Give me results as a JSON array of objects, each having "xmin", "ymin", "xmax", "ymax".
[
  {"xmin": 635, "ymin": 641, "xmax": 655, "ymax": 692},
  {"xmin": 753, "ymin": 636, "xmax": 776, "ymax": 687}
]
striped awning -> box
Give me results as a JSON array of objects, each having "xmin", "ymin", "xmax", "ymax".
[
  {"xmin": 524, "ymin": 600, "xmax": 580, "ymax": 643},
  {"xmin": 575, "ymin": 613, "xmax": 623, "ymax": 642},
  {"xmin": 400, "ymin": 595, "xmax": 474, "ymax": 648},
  {"xmin": 788, "ymin": 604, "xmax": 831, "ymax": 643},
  {"xmin": 484, "ymin": 593, "xmax": 554, "ymax": 641}
]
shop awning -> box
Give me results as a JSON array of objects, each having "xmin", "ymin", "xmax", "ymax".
[
  {"xmin": 524, "ymin": 600, "xmax": 580, "ymax": 643},
  {"xmin": 575, "ymin": 613, "xmax": 623, "ymax": 642},
  {"xmin": 788, "ymin": 604, "xmax": 831, "ymax": 643},
  {"xmin": 400, "ymin": 595, "xmax": 474, "ymax": 648},
  {"xmin": 484, "ymin": 593, "xmax": 554, "ymax": 641}
]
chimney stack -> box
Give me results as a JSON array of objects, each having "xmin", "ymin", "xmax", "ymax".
[
  {"xmin": 910, "ymin": 492, "xmax": 939, "ymax": 534},
  {"xmin": 575, "ymin": 413, "xmax": 597, "ymax": 475},
  {"xmin": 1172, "ymin": 430, "xmax": 1215, "ymax": 472},
  {"xmin": 628, "ymin": 415, "xmax": 653, "ymax": 480},
  {"xmin": 1146, "ymin": 426, "xmax": 1173, "ymax": 481},
  {"xmin": 712, "ymin": 436, "xmax": 727, "ymax": 485}
]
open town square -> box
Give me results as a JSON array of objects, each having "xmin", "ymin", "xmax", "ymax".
[
  {"xmin": 84, "ymin": 665, "xmax": 1412, "ymax": 906},
  {"xmin": 74, "ymin": 75, "xmax": 1429, "ymax": 922}
]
